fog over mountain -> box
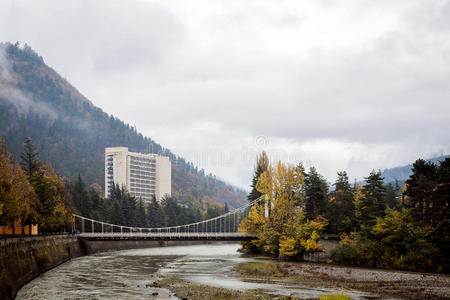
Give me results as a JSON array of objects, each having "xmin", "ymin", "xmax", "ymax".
[{"xmin": 1, "ymin": 0, "xmax": 449, "ymax": 188}]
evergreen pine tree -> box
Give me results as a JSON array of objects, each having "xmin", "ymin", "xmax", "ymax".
[
  {"xmin": 110, "ymin": 200, "xmax": 122, "ymax": 227},
  {"xmin": 248, "ymin": 151, "xmax": 269, "ymax": 202},
  {"xmin": 148, "ymin": 195, "xmax": 165, "ymax": 227},
  {"xmin": 384, "ymin": 183, "xmax": 397, "ymax": 209},
  {"xmin": 356, "ymin": 170, "xmax": 386, "ymax": 231},
  {"xmin": 71, "ymin": 175, "xmax": 91, "ymax": 217},
  {"xmin": 162, "ymin": 196, "xmax": 179, "ymax": 226},
  {"xmin": 20, "ymin": 137, "xmax": 40, "ymax": 177},
  {"xmin": 404, "ymin": 159, "xmax": 437, "ymax": 223},
  {"xmin": 328, "ymin": 171, "xmax": 354, "ymax": 233},
  {"xmin": 304, "ymin": 167, "xmax": 328, "ymax": 220},
  {"xmin": 136, "ymin": 199, "xmax": 147, "ymax": 227}
]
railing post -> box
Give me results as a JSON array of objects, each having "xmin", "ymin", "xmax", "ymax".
[
  {"xmin": 92, "ymin": 220, "xmax": 94, "ymax": 233},
  {"xmin": 102, "ymin": 223, "xmax": 104, "ymax": 234},
  {"xmin": 82, "ymin": 218, "xmax": 85, "ymax": 233}
]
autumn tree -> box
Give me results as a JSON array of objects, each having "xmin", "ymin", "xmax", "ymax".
[
  {"xmin": 31, "ymin": 163, "xmax": 72, "ymax": 232},
  {"xmin": 240, "ymin": 161, "xmax": 327, "ymax": 257},
  {"xmin": 247, "ymin": 151, "xmax": 269, "ymax": 202},
  {"xmin": 0, "ymin": 140, "xmax": 36, "ymax": 233}
]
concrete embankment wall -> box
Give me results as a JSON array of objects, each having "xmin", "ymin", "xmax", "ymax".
[
  {"xmin": 302, "ymin": 238, "xmax": 340, "ymax": 263},
  {"xmin": 0, "ymin": 235, "xmax": 82, "ymax": 300}
]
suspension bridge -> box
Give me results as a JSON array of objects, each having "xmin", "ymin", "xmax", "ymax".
[{"xmin": 72, "ymin": 198, "xmax": 262, "ymax": 241}]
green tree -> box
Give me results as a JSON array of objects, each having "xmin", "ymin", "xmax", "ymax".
[
  {"xmin": 248, "ymin": 151, "xmax": 269, "ymax": 202},
  {"xmin": 355, "ymin": 170, "xmax": 386, "ymax": 231},
  {"xmin": 328, "ymin": 171, "xmax": 355, "ymax": 234},
  {"xmin": 135, "ymin": 199, "xmax": 147, "ymax": 228},
  {"xmin": 384, "ymin": 183, "xmax": 397, "ymax": 209},
  {"xmin": 71, "ymin": 175, "xmax": 91, "ymax": 217},
  {"xmin": 110, "ymin": 200, "xmax": 122, "ymax": 227},
  {"xmin": 148, "ymin": 195, "xmax": 165, "ymax": 227},
  {"xmin": 404, "ymin": 159, "xmax": 437, "ymax": 225},
  {"xmin": 20, "ymin": 137, "xmax": 40, "ymax": 178},
  {"xmin": 161, "ymin": 196, "xmax": 179, "ymax": 226},
  {"xmin": 89, "ymin": 187, "xmax": 105, "ymax": 221},
  {"xmin": 304, "ymin": 167, "xmax": 328, "ymax": 221}
]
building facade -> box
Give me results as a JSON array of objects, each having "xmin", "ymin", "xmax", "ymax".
[{"xmin": 105, "ymin": 147, "xmax": 171, "ymax": 202}]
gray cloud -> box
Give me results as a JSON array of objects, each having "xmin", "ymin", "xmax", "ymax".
[{"xmin": 0, "ymin": 0, "xmax": 449, "ymax": 188}]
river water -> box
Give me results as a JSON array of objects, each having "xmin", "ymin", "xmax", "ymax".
[{"xmin": 17, "ymin": 243, "xmax": 377, "ymax": 299}]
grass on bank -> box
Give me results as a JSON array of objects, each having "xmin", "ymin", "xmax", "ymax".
[
  {"xmin": 157, "ymin": 277, "xmax": 296, "ymax": 299},
  {"xmin": 319, "ymin": 294, "xmax": 351, "ymax": 300},
  {"xmin": 233, "ymin": 261, "xmax": 289, "ymax": 278}
]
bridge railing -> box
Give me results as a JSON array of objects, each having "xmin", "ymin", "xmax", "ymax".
[{"xmin": 72, "ymin": 198, "xmax": 263, "ymax": 238}]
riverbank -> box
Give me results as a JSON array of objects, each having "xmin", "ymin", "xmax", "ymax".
[
  {"xmin": 232, "ymin": 261, "xmax": 450, "ymax": 299},
  {"xmin": 14, "ymin": 242, "xmax": 450, "ymax": 299},
  {"xmin": 155, "ymin": 256, "xmax": 450, "ymax": 299}
]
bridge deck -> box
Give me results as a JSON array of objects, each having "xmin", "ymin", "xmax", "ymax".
[{"xmin": 79, "ymin": 232, "xmax": 253, "ymax": 241}]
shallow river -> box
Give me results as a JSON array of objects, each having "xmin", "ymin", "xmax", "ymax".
[{"xmin": 17, "ymin": 243, "xmax": 377, "ymax": 299}]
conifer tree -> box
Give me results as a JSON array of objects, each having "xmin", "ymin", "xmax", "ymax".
[
  {"xmin": 328, "ymin": 171, "xmax": 354, "ymax": 233},
  {"xmin": 248, "ymin": 151, "xmax": 269, "ymax": 202},
  {"xmin": 384, "ymin": 183, "xmax": 397, "ymax": 209},
  {"xmin": 20, "ymin": 137, "xmax": 40, "ymax": 178},
  {"xmin": 148, "ymin": 195, "xmax": 165, "ymax": 227},
  {"xmin": 110, "ymin": 200, "xmax": 122, "ymax": 227},
  {"xmin": 71, "ymin": 174, "xmax": 91, "ymax": 217},
  {"xmin": 356, "ymin": 170, "xmax": 386, "ymax": 231},
  {"xmin": 162, "ymin": 196, "xmax": 179, "ymax": 226},
  {"xmin": 136, "ymin": 199, "xmax": 147, "ymax": 227},
  {"xmin": 304, "ymin": 167, "xmax": 328, "ymax": 220},
  {"xmin": 404, "ymin": 159, "xmax": 437, "ymax": 223}
]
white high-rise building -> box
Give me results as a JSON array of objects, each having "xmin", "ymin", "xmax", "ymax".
[{"xmin": 105, "ymin": 147, "xmax": 171, "ymax": 202}]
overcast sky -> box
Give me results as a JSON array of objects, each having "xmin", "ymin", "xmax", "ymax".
[{"xmin": 1, "ymin": 0, "xmax": 449, "ymax": 189}]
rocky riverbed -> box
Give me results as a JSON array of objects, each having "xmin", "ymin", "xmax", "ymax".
[{"xmin": 17, "ymin": 243, "xmax": 450, "ymax": 299}]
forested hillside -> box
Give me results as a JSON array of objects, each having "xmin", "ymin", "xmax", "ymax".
[
  {"xmin": 381, "ymin": 155, "xmax": 449, "ymax": 184},
  {"xmin": 0, "ymin": 42, "xmax": 246, "ymax": 208}
]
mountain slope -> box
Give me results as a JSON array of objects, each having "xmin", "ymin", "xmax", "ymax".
[
  {"xmin": 381, "ymin": 155, "xmax": 449, "ymax": 184},
  {"xmin": 0, "ymin": 42, "xmax": 247, "ymax": 208}
]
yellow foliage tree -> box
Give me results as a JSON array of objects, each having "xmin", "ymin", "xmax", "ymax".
[
  {"xmin": 240, "ymin": 160, "xmax": 328, "ymax": 257},
  {"xmin": 0, "ymin": 140, "xmax": 37, "ymax": 232},
  {"xmin": 32, "ymin": 163, "xmax": 72, "ymax": 232}
]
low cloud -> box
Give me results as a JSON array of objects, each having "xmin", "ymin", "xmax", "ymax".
[{"xmin": 0, "ymin": 45, "xmax": 58, "ymax": 120}]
